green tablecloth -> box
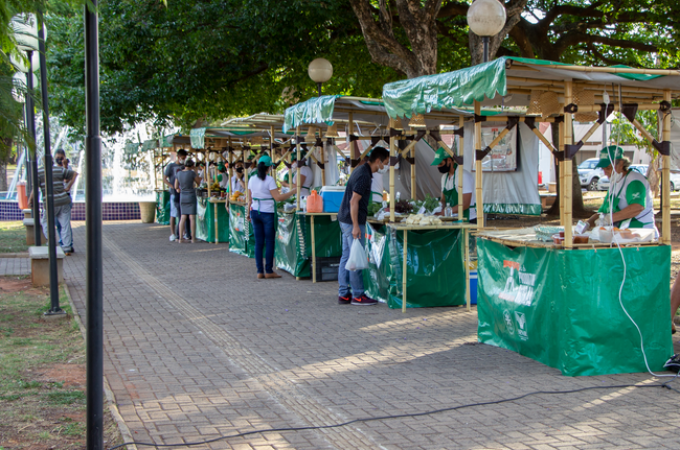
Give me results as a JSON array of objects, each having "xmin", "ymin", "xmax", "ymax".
[
  {"xmin": 363, "ymin": 223, "xmax": 467, "ymax": 309},
  {"xmin": 196, "ymin": 198, "xmax": 229, "ymax": 243},
  {"xmin": 477, "ymin": 238, "xmax": 673, "ymax": 376},
  {"xmin": 229, "ymin": 203, "xmax": 254, "ymax": 257},
  {"xmin": 155, "ymin": 191, "xmax": 170, "ymax": 225},
  {"xmin": 275, "ymin": 212, "xmax": 342, "ymax": 278}
]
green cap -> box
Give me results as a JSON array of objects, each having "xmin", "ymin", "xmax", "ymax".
[
  {"xmin": 247, "ymin": 152, "xmax": 256, "ymax": 161},
  {"xmin": 595, "ymin": 145, "xmax": 624, "ymax": 168},
  {"xmin": 217, "ymin": 163, "xmax": 226, "ymax": 172},
  {"xmin": 431, "ymin": 147, "xmax": 450, "ymax": 166},
  {"xmin": 258, "ymin": 155, "xmax": 273, "ymax": 167}
]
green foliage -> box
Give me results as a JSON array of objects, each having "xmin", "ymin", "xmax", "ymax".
[{"xmin": 47, "ymin": 0, "xmax": 401, "ymax": 136}]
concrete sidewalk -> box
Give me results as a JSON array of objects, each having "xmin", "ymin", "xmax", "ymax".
[{"xmin": 61, "ymin": 221, "xmax": 680, "ymax": 450}]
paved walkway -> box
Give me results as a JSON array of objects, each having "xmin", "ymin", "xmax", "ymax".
[
  {"xmin": 60, "ymin": 221, "xmax": 680, "ymax": 450},
  {"xmin": 0, "ymin": 257, "xmax": 30, "ymax": 276}
]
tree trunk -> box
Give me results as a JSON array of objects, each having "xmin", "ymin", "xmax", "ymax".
[{"xmin": 545, "ymin": 126, "xmax": 587, "ymax": 217}]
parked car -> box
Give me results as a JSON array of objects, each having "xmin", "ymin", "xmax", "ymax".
[
  {"xmin": 578, "ymin": 158, "xmax": 604, "ymax": 191},
  {"xmin": 597, "ymin": 164, "xmax": 649, "ymax": 191}
]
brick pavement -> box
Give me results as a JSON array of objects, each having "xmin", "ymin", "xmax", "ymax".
[
  {"xmin": 0, "ymin": 257, "xmax": 30, "ymax": 276},
  {"xmin": 62, "ymin": 220, "xmax": 680, "ymax": 450}
]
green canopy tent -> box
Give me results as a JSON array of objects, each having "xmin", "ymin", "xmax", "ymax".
[{"xmin": 383, "ymin": 56, "xmax": 680, "ymax": 375}]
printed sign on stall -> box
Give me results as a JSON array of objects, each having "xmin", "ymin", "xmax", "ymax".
[{"xmin": 474, "ymin": 125, "xmax": 518, "ymax": 172}]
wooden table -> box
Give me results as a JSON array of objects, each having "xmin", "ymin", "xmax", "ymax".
[
  {"xmin": 299, "ymin": 212, "xmax": 339, "ymax": 283},
  {"xmin": 386, "ymin": 221, "xmax": 478, "ymax": 313}
]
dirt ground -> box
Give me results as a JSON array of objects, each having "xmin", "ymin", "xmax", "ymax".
[{"xmin": 0, "ymin": 277, "xmax": 122, "ymax": 450}]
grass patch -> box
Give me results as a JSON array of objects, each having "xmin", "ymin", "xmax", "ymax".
[
  {"xmin": 0, "ymin": 281, "xmax": 123, "ymax": 449},
  {"xmin": 0, "ymin": 221, "xmax": 28, "ymax": 254}
]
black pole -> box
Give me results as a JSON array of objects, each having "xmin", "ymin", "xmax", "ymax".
[
  {"xmin": 37, "ymin": 10, "xmax": 61, "ymax": 314},
  {"xmin": 483, "ymin": 36, "xmax": 489, "ymax": 63},
  {"xmin": 317, "ymin": 82, "xmax": 322, "ymax": 97},
  {"xmin": 85, "ymin": 0, "xmax": 104, "ymax": 447},
  {"xmin": 26, "ymin": 51, "xmax": 41, "ymax": 246}
]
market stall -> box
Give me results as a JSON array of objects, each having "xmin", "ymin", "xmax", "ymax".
[
  {"xmin": 284, "ymin": 95, "xmax": 484, "ymax": 303},
  {"xmin": 383, "ymin": 56, "xmax": 680, "ymax": 375},
  {"xmin": 188, "ymin": 118, "xmax": 294, "ymax": 246}
]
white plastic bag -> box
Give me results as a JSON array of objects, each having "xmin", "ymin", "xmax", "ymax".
[{"xmin": 345, "ymin": 238, "xmax": 368, "ymax": 271}]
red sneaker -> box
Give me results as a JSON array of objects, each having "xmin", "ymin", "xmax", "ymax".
[{"xmin": 351, "ymin": 294, "xmax": 378, "ymax": 306}]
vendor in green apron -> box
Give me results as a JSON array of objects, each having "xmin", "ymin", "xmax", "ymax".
[
  {"xmin": 247, "ymin": 155, "xmax": 297, "ymax": 279},
  {"xmin": 291, "ymin": 153, "xmax": 314, "ymax": 197},
  {"xmin": 586, "ymin": 145, "xmax": 658, "ymax": 236},
  {"xmin": 432, "ymin": 147, "xmax": 477, "ymax": 223}
]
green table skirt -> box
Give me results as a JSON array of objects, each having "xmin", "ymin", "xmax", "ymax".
[
  {"xmin": 477, "ymin": 238, "xmax": 673, "ymax": 376},
  {"xmin": 275, "ymin": 212, "xmax": 343, "ymax": 278},
  {"xmin": 196, "ymin": 198, "xmax": 229, "ymax": 243},
  {"xmin": 155, "ymin": 191, "xmax": 170, "ymax": 225},
  {"xmin": 363, "ymin": 223, "xmax": 467, "ymax": 309},
  {"xmin": 228, "ymin": 203, "xmax": 255, "ymax": 257}
]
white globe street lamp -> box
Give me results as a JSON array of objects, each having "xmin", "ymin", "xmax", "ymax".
[
  {"xmin": 308, "ymin": 58, "xmax": 333, "ymax": 97},
  {"xmin": 466, "ymin": 0, "xmax": 506, "ymax": 63}
]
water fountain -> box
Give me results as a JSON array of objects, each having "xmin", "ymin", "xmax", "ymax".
[{"xmin": 1, "ymin": 118, "xmax": 165, "ymax": 221}]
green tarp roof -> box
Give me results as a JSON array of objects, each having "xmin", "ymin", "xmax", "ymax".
[
  {"xmin": 283, "ymin": 95, "xmax": 390, "ymax": 133},
  {"xmin": 382, "ymin": 56, "xmax": 680, "ymax": 119}
]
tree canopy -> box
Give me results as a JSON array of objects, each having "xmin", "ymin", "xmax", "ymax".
[{"xmin": 44, "ymin": 0, "xmax": 680, "ymax": 137}]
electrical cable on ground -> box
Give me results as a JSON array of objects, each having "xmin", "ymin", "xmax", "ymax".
[
  {"xmin": 108, "ymin": 380, "xmax": 680, "ymax": 449},
  {"xmin": 603, "ymin": 84, "xmax": 676, "ymax": 379}
]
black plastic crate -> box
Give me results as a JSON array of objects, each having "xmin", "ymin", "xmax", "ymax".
[{"xmin": 313, "ymin": 257, "xmax": 342, "ymax": 282}]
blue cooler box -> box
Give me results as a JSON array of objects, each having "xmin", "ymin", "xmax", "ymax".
[{"xmin": 321, "ymin": 189, "xmax": 345, "ymax": 213}]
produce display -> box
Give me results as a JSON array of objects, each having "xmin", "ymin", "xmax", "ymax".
[
  {"xmin": 230, "ymin": 191, "xmax": 244, "ymax": 202},
  {"xmin": 412, "ymin": 194, "xmax": 440, "ymax": 214},
  {"xmin": 385, "ymin": 199, "xmax": 413, "ymax": 214},
  {"xmin": 403, "ymin": 214, "xmax": 443, "ymax": 226}
]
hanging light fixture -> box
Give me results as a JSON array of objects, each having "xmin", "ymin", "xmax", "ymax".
[{"xmin": 408, "ymin": 113, "xmax": 427, "ymax": 128}]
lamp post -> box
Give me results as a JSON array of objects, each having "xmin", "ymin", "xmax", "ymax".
[
  {"xmin": 307, "ymin": 58, "xmax": 333, "ymax": 97},
  {"xmin": 466, "ymin": 0, "xmax": 506, "ymax": 63},
  {"xmin": 12, "ymin": 14, "xmax": 41, "ymax": 245}
]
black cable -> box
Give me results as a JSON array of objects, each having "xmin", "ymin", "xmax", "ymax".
[{"xmin": 109, "ymin": 381, "xmax": 680, "ymax": 449}]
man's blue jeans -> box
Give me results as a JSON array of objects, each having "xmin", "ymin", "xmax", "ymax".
[
  {"xmin": 338, "ymin": 221, "xmax": 366, "ymax": 299},
  {"xmin": 251, "ymin": 210, "xmax": 276, "ymax": 274}
]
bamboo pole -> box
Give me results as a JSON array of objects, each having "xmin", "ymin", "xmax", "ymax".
[
  {"xmin": 348, "ymin": 113, "xmax": 355, "ymax": 175},
  {"xmin": 243, "ymin": 148, "xmax": 250, "ymax": 215},
  {"xmin": 559, "ymin": 121, "xmax": 565, "ymax": 225},
  {"xmin": 663, "ymin": 89, "xmax": 672, "ymax": 246},
  {"xmin": 296, "ymin": 126, "xmax": 301, "ymax": 210},
  {"xmin": 227, "ymin": 141, "xmax": 233, "ymax": 210},
  {"xmin": 320, "ymin": 142, "xmax": 326, "ymax": 187},
  {"xmin": 465, "ymin": 229, "xmax": 471, "ymax": 312},
  {"xmin": 629, "ymin": 118, "xmax": 659, "ymax": 147},
  {"xmin": 402, "ymin": 229, "xmax": 408, "ymax": 313},
  {"xmin": 531, "ymin": 127, "xmax": 558, "ymax": 153},
  {"xmin": 458, "ymin": 116, "xmax": 465, "ymax": 222},
  {"xmin": 574, "ymin": 103, "xmax": 664, "ymax": 113},
  {"xmin": 510, "ymin": 62, "xmax": 680, "ymax": 76},
  {"xmin": 389, "ymin": 127, "xmax": 396, "ymax": 223},
  {"xmin": 563, "ymin": 81, "xmax": 574, "ymax": 249},
  {"xmin": 410, "ymin": 141, "xmax": 416, "ymax": 201},
  {"xmin": 270, "ymin": 126, "xmax": 277, "ymax": 182},
  {"xmin": 474, "ymin": 101, "xmax": 483, "ymax": 229},
  {"xmin": 400, "ymin": 140, "xmax": 417, "ymax": 157},
  {"xmin": 576, "ymin": 121, "xmax": 603, "ymax": 146}
]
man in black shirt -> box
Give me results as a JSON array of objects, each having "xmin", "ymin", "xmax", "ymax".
[{"xmin": 337, "ymin": 146, "xmax": 389, "ymax": 306}]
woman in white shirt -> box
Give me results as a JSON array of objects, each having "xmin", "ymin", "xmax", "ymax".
[{"xmin": 247, "ymin": 155, "xmax": 296, "ymax": 279}]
